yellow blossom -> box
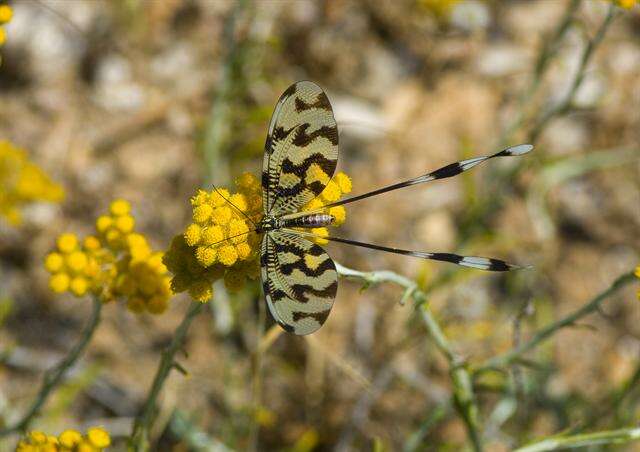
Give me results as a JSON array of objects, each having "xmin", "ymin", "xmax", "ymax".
[
  {"xmin": 59, "ymin": 429, "xmax": 82, "ymax": 448},
  {"xmin": 218, "ymin": 245, "xmax": 238, "ymax": 266},
  {"xmin": 201, "ymin": 225, "xmax": 224, "ymax": 245},
  {"xmin": 49, "ymin": 273, "xmax": 70, "ymax": 293},
  {"xmin": 110, "ymin": 199, "xmax": 130, "ymax": 216},
  {"xmin": 44, "ymin": 253, "xmax": 64, "ymax": 273},
  {"xmin": 0, "ymin": 141, "xmax": 65, "ymax": 225},
  {"xmin": 46, "ymin": 200, "xmax": 172, "ymax": 315},
  {"xmin": 0, "ymin": 5, "xmax": 12, "ymax": 24},
  {"xmin": 184, "ymin": 223, "xmax": 202, "ymax": 246},
  {"xmin": 86, "ymin": 427, "xmax": 111, "ymax": 448},
  {"xmin": 115, "ymin": 214, "xmax": 135, "ymax": 233}
]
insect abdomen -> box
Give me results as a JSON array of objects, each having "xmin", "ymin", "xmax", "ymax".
[{"xmin": 282, "ymin": 213, "xmax": 334, "ymax": 229}]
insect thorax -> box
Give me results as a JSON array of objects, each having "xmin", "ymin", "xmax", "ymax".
[{"xmin": 258, "ymin": 213, "xmax": 334, "ymax": 233}]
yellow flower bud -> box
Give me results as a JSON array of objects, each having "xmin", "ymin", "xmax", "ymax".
[
  {"xmin": 66, "ymin": 251, "xmax": 88, "ymax": 273},
  {"xmin": 86, "ymin": 426, "xmax": 111, "ymax": 448},
  {"xmin": 190, "ymin": 189, "xmax": 209, "ymax": 206},
  {"xmin": 57, "ymin": 233, "xmax": 78, "ymax": 253},
  {"xmin": 115, "ymin": 214, "xmax": 135, "ymax": 233},
  {"xmin": 95, "ymin": 215, "xmax": 112, "ymax": 233},
  {"xmin": 236, "ymin": 172, "xmax": 259, "ymax": 190},
  {"xmin": 218, "ymin": 245, "xmax": 238, "ymax": 266},
  {"xmin": 70, "ymin": 277, "xmax": 89, "ymax": 296},
  {"xmin": 0, "ymin": 5, "xmax": 13, "ymax": 24},
  {"xmin": 320, "ymin": 180, "xmax": 341, "ymax": 202},
  {"xmin": 77, "ymin": 441, "xmax": 96, "ymax": 452},
  {"xmin": 44, "ymin": 252, "xmax": 64, "ymax": 273},
  {"xmin": 210, "ymin": 188, "xmax": 231, "ymax": 207},
  {"xmin": 311, "ymin": 227, "xmax": 328, "ymax": 245},
  {"xmin": 28, "ymin": 431, "xmax": 47, "ymax": 444},
  {"xmin": 49, "ymin": 273, "xmax": 70, "ymax": 293},
  {"xmin": 59, "ymin": 429, "xmax": 82, "ymax": 448},
  {"xmin": 329, "ymin": 206, "xmax": 346, "ymax": 225},
  {"xmin": 236, "ymin": 242, "xmax": 252, "ymax": 260},
  {"xmin": 201, "ymin": 225, "xmax": 224, "ymax": 245},
  {"xmin": 212, "ymin": 206, "xmax": 232, "ymax": 225},
  {"xmin": 196, "ymin": 246, "xmax": 217, "ymax": 267},
  {"xmin": 193, "ymin": 204, "xmax": 213, "ymax": 224},
  {"xmin": 110, "ymin": 199, "xmax": 131, "ymax": 216},
  {"xmin": 335, "ymin": 172, "xmax": 352, "ymax": 193},
  {"xmin": 83, "ymin": 235, "xmax": 101, "ymax": 250},
  {"xmin": 184, "ymin": 223, "xmax": 202, "ymax": 246},
  {"xmin": 229, "ymin": 193, "xmax": 248, "ymax": 211}
]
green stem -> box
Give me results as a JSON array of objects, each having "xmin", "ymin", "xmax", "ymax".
[
  {"xmin": 515, "ymin": 426, "xmax": 640, "ymax": 452},
  {"xmin": 336, "ymin": 264, "xmax": 484, "ymax": 452},
  {"xmin": 478, "ymin": 271, "xmax": 635, "ymax": 373},
  {"xmin": 0, "ymin": 297, "xmax": 103, "ymax": 437},
  {"xmin": 528, "ymin": 3, "xmax": 617, "ymax": 143},
  {"xmin": 500, "ymin": 0, "xmax": 581, "ymax": 145},
  {"xmin": 202, "ymin": 0, "xmax": 251, "ymax": 185},
  {"xmin": 129, "ymin": 301, "xmax": 204, "ymax": 451}
]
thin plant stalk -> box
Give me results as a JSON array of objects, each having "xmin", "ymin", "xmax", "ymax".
[
  {"xmin": 515, "ymin": 426, "xmax": 640, "ymax": 452},
  {"xmin": 129, "ymin": 301, "xmax": 204, "ymax": 451},
  {"xmin": 336, "ymin": 263, "xmax": 484, "ymax": 452},
  {"xmin": 0, "ymin": 296, "xmax": 103, "ymax": 437},
  {"xmin": 477, "ymin": 271, "xmax": 635, "ymax": 373},
  {"xmin": 528, "ymin": 3, "xmax": 617, "ymax": 142}
]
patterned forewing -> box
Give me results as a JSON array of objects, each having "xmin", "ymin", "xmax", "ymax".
[
  {"xmin": 261, "ymin": 231, "xmax": 338, "ymax": 335},
  {"xmin": 262, "ymin": 81, "xmax": 339, "ymax": 216}
]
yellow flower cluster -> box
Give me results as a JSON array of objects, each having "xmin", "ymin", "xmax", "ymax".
[
  {"xmin": 0, "ymin": 4, "xmax": 12, "ymax": 64},
  {"xmin": 164, "ymin": 173, "xmax": 263, "ymax": 302},
  {"xmin": 44, "ymin": 200, "xmax": 172, "ymax": 315},
  {"xmin": 0, "ymin": 140, "xmax": 64, "ymax": 225},
  {"xmin": 16, "ymin": 426, "xmax": 111, "ymax": 452},
  {"xmin": 164, "ymin": 171, "xmax": 352, "ymax": 303},
  {"xmin": 635, "ymin": 265, "xmax": 640, "ymax": 301}
]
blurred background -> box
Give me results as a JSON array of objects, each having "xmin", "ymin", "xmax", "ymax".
[{"xmin": 0, "ymin": 0, "xmax": 639, "ymax": 450}]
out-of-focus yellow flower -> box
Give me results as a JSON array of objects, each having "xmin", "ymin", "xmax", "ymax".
[
  {"xmin": 45, "ymin": 200, "xmax": 172, "ymax": 315},
  {"xmin": 417, "ymin": 0, "xmax": 461, "ymax": 17},
  {"xmin": 0, "ymin": 141, "xmax": 64, "ymax": 225},
  {"xmin": 0, "ymin": 5, "xmax": 11, "ymax": 55},
  {"xmin": 165, "ymin": 171, "xmax": 352, "ymax": 303},
  {"xmin": 612, "ymin": 0, "xmax": 637, "ymax": 8},
  {"xmin": 635, "ymin": 265, "xmax": 640, "ymax": 301},
  {"xmin": 0, "ymin": 5, "xmax": 12, "ymax": 23},
  {"xmin": 16, "ymin": 426, "xmax": 111, "ymax": 452}
]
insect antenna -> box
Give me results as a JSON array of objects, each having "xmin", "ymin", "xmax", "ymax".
[
  {"xmin": 323, "ymin": 144, "xmax": 533, "ymax": 209},
  {"xmin": 284, "ymin": 229, "xmax": 529, "ymax": 272},
  {"xmin": 204, "ymin": 229, "xmax": 259, "ymax": 249},
  {"xmin": 209, "ymin": 184, "xmax": 258, "ymax": 227}
]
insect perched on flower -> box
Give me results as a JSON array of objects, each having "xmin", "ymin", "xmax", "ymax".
[{"xmin": 168, "ymin": 81, "xmax": 532, "ymax": 335}]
